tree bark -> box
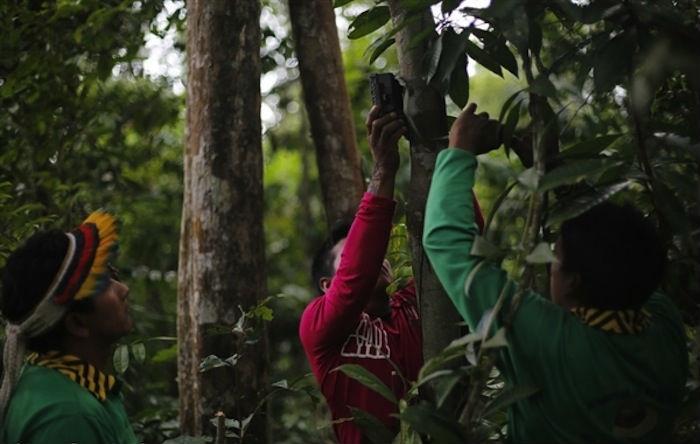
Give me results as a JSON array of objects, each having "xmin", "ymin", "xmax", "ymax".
[
  {"xmin": 386, "ymin": 1, "xmax": 462, "ymax": 361},
  {"xmin": 288, "ymin": 0, "xmax": 365, "ymax": 228},
  {"xmin": 179, "ymin": 0, "xmax": 268, "ymax": 441}
]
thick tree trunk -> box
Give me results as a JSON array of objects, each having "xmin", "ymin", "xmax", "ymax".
[
  {"xmin": 179, "ymin": 0, "xmax": 268, "ymax": 441},
  {"xmin": 386, "ymin": 1, "xmax": 461, "ymax": 361},
  {"xmin": 288, "ymin": 0, "xmax": 365, "ymax": 228}
]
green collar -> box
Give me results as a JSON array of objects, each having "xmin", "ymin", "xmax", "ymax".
[
  {"xmin": 27, "ymin": 351, "xmax": 117, "ymax": 401},
  {"xmin": 570, "ymin": 307, "xmax": 651, "ymax": 335}
]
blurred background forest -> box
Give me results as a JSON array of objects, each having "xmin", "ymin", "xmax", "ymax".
[{"xmin": 1, "ymin": 0, "xmax": 698, "ymax": 443}]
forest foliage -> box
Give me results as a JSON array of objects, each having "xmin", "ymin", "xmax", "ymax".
[{"xmin": 1, "ymin": 0, "xmax": 698, "ymax": 443}]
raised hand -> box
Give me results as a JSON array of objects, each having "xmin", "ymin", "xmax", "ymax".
[
  {"xmin": 366, "ymin": 105, "xmax": 405, "ymax": 174},
  {"xmin": 448, "ymin": 103, "xmax": 501, "ymax": 155}
]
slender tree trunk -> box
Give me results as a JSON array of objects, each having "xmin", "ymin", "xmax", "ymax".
[
  {"xmin": 179, "ymin": 0, "xmax": 268, "ymax": 441},
  {"xmin": 288, "ymin": 0, "xmax": 365, "ymax": 228},
  {"xmin": 386, "ymin": 1, "xmax": 461, "ymax": 361}
]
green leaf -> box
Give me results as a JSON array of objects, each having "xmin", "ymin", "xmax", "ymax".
[
  {"xmin": 113, "ymin": 344, "xmax": 130, "ymax": 375},
  {"xmin": 349, "ymin": 407, "xmax": 396, "ymax": 444},
  {"xmin": 130, "ymin": 342, "xmax": 146, "ymax": 364},
  {"xmin": 272, "ymin": 379, "xmax": 289, "ymax": 389},
  {"xmin": 424, "ymin": 31, "xmax": 444, "ymax": 84},
  {"xmin": 400, "ymin": 0, "xmax": 442, "ymax": 9},
  {"xmin": 481, "ymin": 384, "xmax": 540, "ymax": 419},
  {"xmin": 539, "ymin": 158, "xmax": 624, "ymax": 192},
  {"xmin": 334, "ymin": 0, "xmax": 355, "ymax": 7},
  {"xmin": 398, "ymin": 403, "xmax": 467, "ymax": 443},
  {"xmin": 367, "ymin": 37, "xmax": 396, "ymax": 64},
  {"xmin": 448, "ymin": 55, "xmax": 469, "ymax": 108},
  {"xmin": 501, "ymin": 4, "xmax": 529, "ymax": 54},
  {"xmin": 442, "ymin": 0, "xmax": 461, "ymax": 14},
  {"xmin": 653, "ymin": 182, "xmax": 693, "ymax": 237},
  {"xmin": 199, "ymin": 354, "xmax": 238, "ymax": 373},
  {"xmin": 470, "ymin": 235, "xmax": 503, "ymax": 259},
  {"xmin": 482, "ymin": 327, "xmax": 507, "ymax": 348},
  {"xmin": 418, "ymin": 343, "xmax": 468, "ymax": 382},
  {"xmin": 348, "ymin": 7, "xmax": 391, "ymax": 40},
  {"xmin": 435, "ymin": 371, "xmax": 463, "ymax": 409},
  {"xmin": 447, "ymin": 331, "xmax": 483, "ymax": 348},
  {"xmin": 546, "ymin": 181, "xmax": 630, "ymax": 227},
  {"xmin": 429, "ymin": 29, "xmax": 470, "ymax": 92},
  {"xmin": 465, "ymin": 40, "xmax": 503, "ymax": 77},
  {"xmin": 517, "ymin": 167, "xmax": 539, "ymax": 190},
  {"xmin": 561, "ymin": 134, "xmax": 621, "ymax": 158},
  {"xmin": 525, "ymin": 242, "xmax": 557, "ymax": 264},
  {"xmin": 365, "ymin": 14, "xmax": 420, "ymax": 63},
  {"xmin": 472, "ymin": 28, "xmax": 518, "ymax": 77},
  {"xmin": 593, "ymin": 32, "xmax": 636, "ymax": 93},
  {"xmin": 498, "ymin": 89, "xmax": 525, "ymax": 123},
  {"xmin": 151, "ymin": 343, "xmax": 177, "ymax": 363},
  {"xmin": 333, "ymin": 364, "xmax": 397, "ymax": 404},
  {"xmin": 501, "ymin": 98, "xmax": 523, "ymax": 148}
]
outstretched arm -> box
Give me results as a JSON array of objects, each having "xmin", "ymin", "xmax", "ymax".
[
  {"xmin": 423, "ymin": 103, "xmax": 505, "ymax": 328},
  {"xmin": 300, "ymin": 108, "xmax": 405, "ymax": 349}
]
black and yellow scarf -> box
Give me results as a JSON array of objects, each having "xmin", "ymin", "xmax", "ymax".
[
  {"xmin": 26, "ymin": 351, "xmax": 116, "ymax": 401},
  {"xmin": 570, "ymin": 307, "xmax": 651, "ymax": 335}
]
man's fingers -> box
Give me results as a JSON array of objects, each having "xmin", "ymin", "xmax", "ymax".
[
  {"xmin": 478, "ymin": 112, "xmax": 489, "ymax": 119},
  {"xmin": 366, "ymin": 105, "xmax": 380, "ymax": 131},
  {"xmin": 465, "ymin": 103, "xmax": 477, "ymax": 114},
  {"xmin": 379, "ymin": 119, "xmax": 405, "ymax": 145}
]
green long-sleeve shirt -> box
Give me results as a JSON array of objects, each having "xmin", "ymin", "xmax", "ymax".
[
  {"xmin": 2, "ymin": 356, "xmax": 136, "ymax": 444},
  {"xmin": 423, "ymin": 148, "xmax": 687, "ymax": 443}
]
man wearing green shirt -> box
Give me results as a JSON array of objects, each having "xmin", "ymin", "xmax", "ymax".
[
  {"xmin": 423, "ymin": 103, "xmax": 688, "ymax": 443},
  {"xmin": 1, "ymin": 210, "xmax": 136, "ymax": 444}
]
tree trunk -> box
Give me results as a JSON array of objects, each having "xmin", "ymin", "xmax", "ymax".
[
  {"xmin": 386, "ymin": 1, "xmax": 462, "ymax": 361},
  {"xmin": 179, "ymin": 0, "xmax": 268, "ymax": 441},
  {"xmin": 288, "ymin": 0, "xmax": 365, "ymax": 228}
]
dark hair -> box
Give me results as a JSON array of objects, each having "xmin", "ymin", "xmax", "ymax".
[
  {"xmin": 311, "ymin": 221, "xmax": 352, "ymax": 295},
  {"xmin": 560, "ymin": 202, "xmax": 666, "ymax": 309},
  {"xmin": 1, "ymin": 230, "xmax": 94, "ymax": 352}
]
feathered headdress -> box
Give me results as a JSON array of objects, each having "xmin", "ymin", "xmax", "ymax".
[{"xmin": 0, "ymin": 209, "xmax": 120, "ymax": 424}]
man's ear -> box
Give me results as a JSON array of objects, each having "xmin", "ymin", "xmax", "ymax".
[
  {"xmin": 319, "ymin": 276, "xmax": 332, "ymax": 294},
  {"xmin": 64, "ymin": 313, "xmax": 90, "ymax": 338}
]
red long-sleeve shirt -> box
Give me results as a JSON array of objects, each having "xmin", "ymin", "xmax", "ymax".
[{"xmin": 299, "ymin": 193, "xmax": 422, "ymax": 444}]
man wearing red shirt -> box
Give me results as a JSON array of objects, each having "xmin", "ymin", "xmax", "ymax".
[{"xmin": 299, "ymin": 106, "xmax": 421, "ymax": 443}]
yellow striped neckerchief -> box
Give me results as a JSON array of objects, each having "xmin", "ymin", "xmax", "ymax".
[
  {"xmin": 26, "ymin": 351, "xmax": 117, "ymax": 401},
  {"xmin": 570, "ymin": 306, "xmax": 652, "ymax": 335}
]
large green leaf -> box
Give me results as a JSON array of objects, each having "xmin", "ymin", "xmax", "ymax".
[
  {"xmin": 449, "ymin": 54, "xmax": 469, "ymax": 108},
  {"xmin": 501, "ymin": 98, "xmax": 523, "ymax": 148},
  {"xmin": 348, "ymin": 6, "xmax": 391, "ymax": 40},
  {"xmin": 398, "ymin": 403, "xmax": 467, "ymax": 443},
  {"xmin": 113, "ymin": 344, "xmax": 130, "ymax": 375},
  {"xmin": 470, "ymin": 235, "xmax": 503, "ymax": 259},
  {"xmin": 130, "ymin": 342, "xmax": 146, "ymax": 364},
  {"xmin": 429, "ymin": 29, "xmax": 470, "ymax": 92},
  {"xmin": 333, "ymin": 364, "xmax": 398, "ymax": 404},
  {"xmin": 525, "ymin": 242, "xmax": 557, "ymax": 264},
  {"xmin": 364, "ymin": 14, "xmax": 420, "ymax": 63},
  {"xmin": 561, "ymin": 134, "xmax": 622, "ymax": 158},
  {"xmin": 400, "ymin": 0, "xmax": 442, "ymax": 9},
  {"xmin": 464, "ymin": 40, "xmax": 503, "ymax": 77},
  {"xmin": 539, "ymin": 158, "xmax": 624, "ymax": 192},
  {"xmin": 334, "ymin": 0, "xmax": 355, "ymax": 7},
  {"xmin": 546, "ymin": 181, "xmax": 630, "ymax": 227},
  {"xmin": 349, "ymin": 407, "xmax": 396, "ymax": 444},
  {"xmin": 472, "ymin": 28, "xmax": 518, "ymax": 77},
  {"xmin": 481, "ymin": 384, "xmax": 540, "ymax": 419},
  {"xmin": 498, "ymin": 89, "xmax": 526, "ymax": 123}
]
